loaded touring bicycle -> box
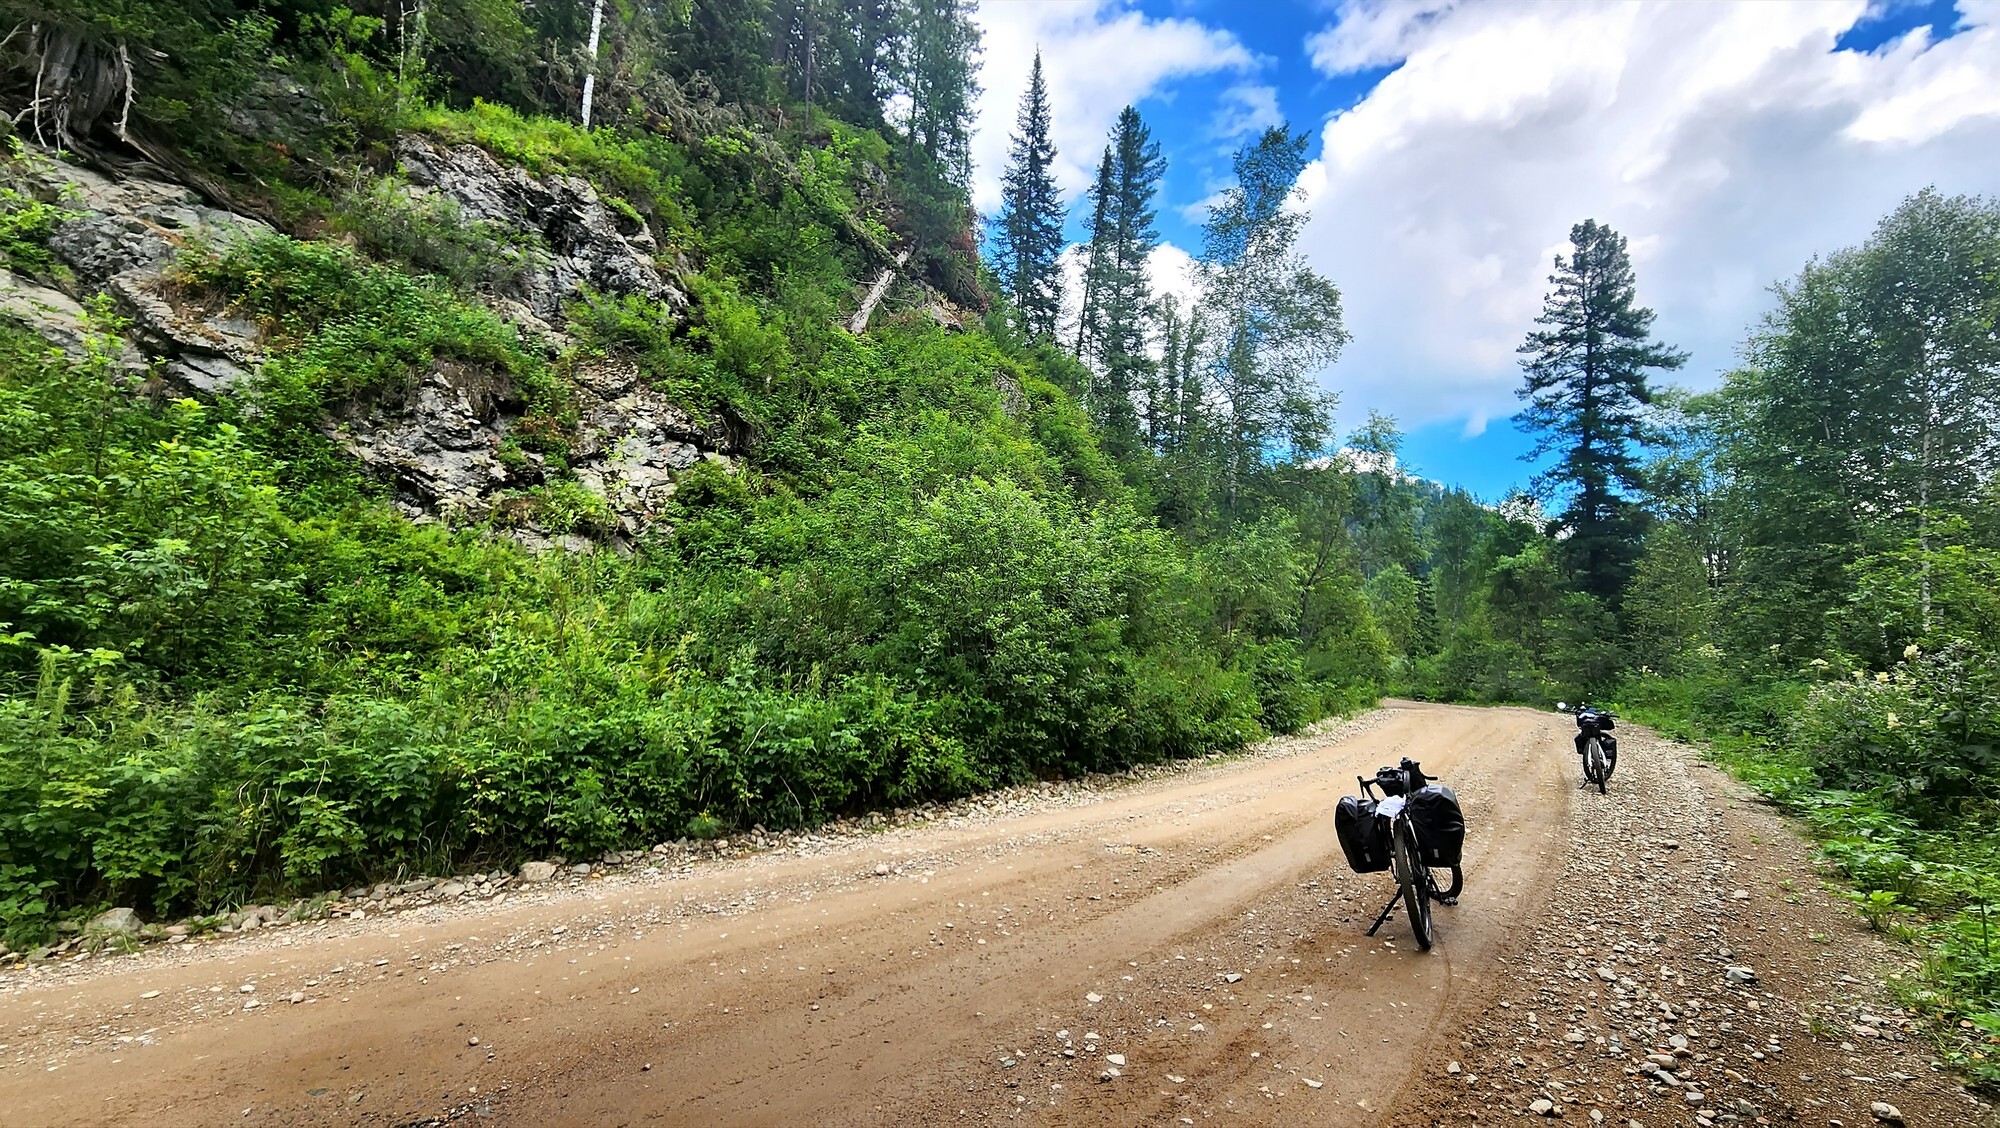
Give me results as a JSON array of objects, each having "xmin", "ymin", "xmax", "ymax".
[{"xmin": 1333, "ymin": 757, "xmax": 1465, "ymax": 950}]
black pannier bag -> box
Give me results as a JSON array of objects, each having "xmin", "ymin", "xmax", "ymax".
[
  {"xmin": 1406, "ymin": 785, "xmax": 1465, "ymax": 867},
  {"xmin": 1335, "ymin": 794, "xmax": 1391, "ymax": 873}
]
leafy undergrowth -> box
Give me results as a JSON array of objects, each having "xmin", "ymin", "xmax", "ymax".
[{"xmin": 0, "ymin": 275, "xmax": 1367, "ymax": 946}]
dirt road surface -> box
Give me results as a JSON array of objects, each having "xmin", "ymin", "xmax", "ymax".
[{"xmin": 1, "ymin": 703, "xmax": 1991, "ymax": 1126}]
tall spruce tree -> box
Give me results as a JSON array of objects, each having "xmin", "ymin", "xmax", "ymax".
[
  {"xmin": 1514, "ymin": 218, "xmax": 1686, "ymax": 599},
  {"xmin": 660, "ymin": 0, "xmax": 776, "ymax": 106},
  {"xmin": 1074, "ymin": 149, "xmax": 1116, "ymax": 361},
  {"xmin": 993, "ymin": 52, "xmax": 1065, "ymax": 340},
  {"xmin": 1073, "ymin": 106, "xmax": 1165, "ymax": 452},
  {"xmin": 900, "ymin": 0, "xmax": 979, "ymax": 191},
  {"xmin": 771, "ymin": 0, "xmax": 901, "ymax": 127}
]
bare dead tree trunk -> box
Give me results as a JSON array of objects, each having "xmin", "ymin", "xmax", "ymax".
[
  {"xmin": 112, "ymin": 41, "xmax": 132, "ymax": 140},
  {"xmin": 848, "ymin": 249, "xmax": 911, "ymax": 335},
  {"xmin": 580, "ymin": 0, "xmax": 605, "ymax": 129}
]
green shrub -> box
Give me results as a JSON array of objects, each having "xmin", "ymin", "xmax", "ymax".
[
  {"xmin": 1791, "ymin": 644, "xmax": 2000, "ymax": 820},
  {"xmin": 325, "ymin": 178, "xmax": 547, "ymax": 290},
  {"xmin": 0, "ymin": 184, "xmax": 71, "ymax": 276}
]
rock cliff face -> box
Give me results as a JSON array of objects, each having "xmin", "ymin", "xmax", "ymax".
[
  {"xmin": 328, "ymin": 351, "xmax": 738, "ymax": 539},
  {"xmin": 0, "ymin": 141, "xmax": 733, "ymax": 546},
  {"xmin": 4, "ymin": 157, "xmax": 269, "ymax": 390},
  {"xmin": 394, "ymin": 136, "xmax": 690, "ymax": 333}
]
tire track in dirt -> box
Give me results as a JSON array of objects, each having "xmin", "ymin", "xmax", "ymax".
[{"xmin": 0, "ymin": 702, "xmax": 1571, "ymax": 1126}]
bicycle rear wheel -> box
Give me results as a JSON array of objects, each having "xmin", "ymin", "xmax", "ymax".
[
  {"xmin": 1394, "ymin": 821, "xmax": 1433, "ymax": 950},
  {"xmin": 1432, "ymin": 865, "xmax": 1463, "ymax": 902},
  {"xmin": 1587, "ymin": 738, "xmax": 1607, "ymax": 794}
]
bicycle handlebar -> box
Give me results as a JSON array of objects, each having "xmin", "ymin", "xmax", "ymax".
[{"xmin": 1358, "ymin": 759, "xmax": 1439, "ymax": 799}]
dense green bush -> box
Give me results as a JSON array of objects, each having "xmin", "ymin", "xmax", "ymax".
[
  {"xmin": 0, "ymin": 291, "xmax": 1371, "ymax": 942},
  {"xmin": 1788, "ymin": 644, "xmax": 2000, "ymax": 822}
]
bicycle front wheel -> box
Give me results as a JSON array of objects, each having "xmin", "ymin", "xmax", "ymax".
[
  {"xmin": 1395, "ymin": 821, "xmax": 1433, "ymax": 950},
  {"xmin": 1587, "ymin": 738, "xmax": 1607, "ymax": 794}
]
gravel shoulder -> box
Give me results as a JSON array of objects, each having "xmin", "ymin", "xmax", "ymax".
[
  {"xmin": 0, "ymin": 702, "xmax": 1990, "ymax": 1127},
  {"xmin": 1388, "ymin": 720, "xmax": 1998, "ymax": 1128}
]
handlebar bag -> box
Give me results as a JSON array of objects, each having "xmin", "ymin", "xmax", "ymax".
[
  {"xmin": 1335, "ymin": 794, "xmax": 1392, "ymax": 873},
  {"xmin": 1407, "ymin": 785, "xmax": 1465, "ymax": 867}
]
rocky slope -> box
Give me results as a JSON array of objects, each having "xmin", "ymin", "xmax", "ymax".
[{"xmin": 0, "ymin": 141, "xmax": 736, "ymax": 544}]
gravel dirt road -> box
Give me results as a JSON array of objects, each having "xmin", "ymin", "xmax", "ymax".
[{"xmin": 1, "ymin": 702, "xmax": 1992, "ymax": 1126}]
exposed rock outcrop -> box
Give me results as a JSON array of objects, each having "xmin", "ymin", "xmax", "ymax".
[
  {"xmin": 394, "ymin": 135, "xmax": 689, "ymax": 329},
  {"xmin": 568, "ymin": 356, "xmax": 742, "ymax": 535},
  {"xmin": 0, "ymin": 142, "xmax": 732, "ymax": 545},
  {"xmin": 5, "ymin": 156, "xmax": 268, "ymax": 390},
  {"xmin": 329, "ymin": 353, "xmax": 739, "ymax": 539}
]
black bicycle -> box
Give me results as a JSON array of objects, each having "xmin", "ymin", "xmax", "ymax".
[
  {"xmin": 1357, "ymin": 758, "xmax": 1463, "ymax": 951},
  {"xmin": 1564, "ymin": 703, "xmax": 1616, "ymax": 794}
]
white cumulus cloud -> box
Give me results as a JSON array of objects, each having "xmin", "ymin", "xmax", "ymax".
[
  {"xmin": 1295, "ymin": 0, "xmax": 2000, "ymax": 433},
  {"xmin": 970, "ymin": 1, "xmax": 1257, "ymax": 213},
  {"xmin": 1211, "ymin": 83, "xmax": 1284, "ymax": 140}
]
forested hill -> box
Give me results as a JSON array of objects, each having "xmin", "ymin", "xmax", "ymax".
[
  {"xmin": 2, "ymin": 0, "xmax": 2000, "ymax": 1080},
  {"xmin": 0, "ymin": 0, "xmax": 1379, "ymax": 939}
]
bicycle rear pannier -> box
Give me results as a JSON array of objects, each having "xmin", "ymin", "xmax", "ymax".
[
  {"xmin": 1335, "ymin": 794, "xmax": 1391, "ymax": 873},
  {"xmin": 1406, "ymin": 785, "xmax": 1464, "ymax": 867}
]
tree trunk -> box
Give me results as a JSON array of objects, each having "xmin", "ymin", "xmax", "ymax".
[
  {"xmin": 848, "ymin": 249, "xmax": 911, "ymax": 334},
  {"xmin": 580, "ymin": 0, "xmax": 605, "ymax": 129}
]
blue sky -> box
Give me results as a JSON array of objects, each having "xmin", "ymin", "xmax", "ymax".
[{"xmin": 970, "ymin": 0, "xmax": 2000, "ymax": 499}]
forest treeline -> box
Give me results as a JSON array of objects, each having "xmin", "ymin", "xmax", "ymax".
[{"xmin": 1, "ymin": 0, "xmax": 1997, "ymax": 1075}]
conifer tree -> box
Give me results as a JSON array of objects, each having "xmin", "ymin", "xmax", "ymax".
[
  {"xmin": 1514, "ymin": 218, "xmax": 1686, "ymax": 600},
  {"xmin": 1073, "ymin": 148, "xmax": 1116, "ymax": 361},
  {"xmin": 900, "ymin": 0, "xmax": 979, "ymax": 191},
  {"xmin": 771, "ymin": 0, "xmax": 901, "ymax": 127},
  {"xmin": 1074, "ymin": 106, "xmax": 1165, "ymax": 452},
  {"xmin": 992, "ymin": 52, "xmax": 1064, "ymax": 340}
]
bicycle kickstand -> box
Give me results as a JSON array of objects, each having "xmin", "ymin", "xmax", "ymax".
[{"xmin": 1364, "ymin": 889, "xmax": 1402, "ymax": 937}]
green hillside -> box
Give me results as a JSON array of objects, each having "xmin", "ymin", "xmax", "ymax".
[{"xmin": 0, "ymin": 2, "xmax": 1387, "ymax": 937}]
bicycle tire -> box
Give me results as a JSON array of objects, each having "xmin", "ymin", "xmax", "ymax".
[
  {"xmin": 1396, "ymin": 821, "xmax": 1433, "ymax": 950},
  {"xmin": 1587, "ymin": 738, "xmax": 1607, "ymax": 794},
  {"xmin": 1432, "ymin": 865, "xmax": 1463, "ymax": 901}
]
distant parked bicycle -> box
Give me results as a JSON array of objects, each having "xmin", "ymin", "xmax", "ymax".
[
  {"xmin": 1559, "ymin": 702, "xmax": 1619, "ymax": 794},
  {"xmin": 1334, "ymin": 757, "xmax": 1464, "ymax": 951}
]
